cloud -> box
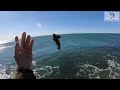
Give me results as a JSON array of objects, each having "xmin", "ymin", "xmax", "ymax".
[{"xmin": 37, "ymin": 22, "xmax": 42, "ymax": 28}]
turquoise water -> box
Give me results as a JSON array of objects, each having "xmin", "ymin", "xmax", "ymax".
[{"xmin": 1, "ymin": 33, "xmax": 120, "ymax": 79}]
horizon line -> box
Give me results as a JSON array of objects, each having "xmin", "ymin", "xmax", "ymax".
[
  {"xmin": 1, "ymin": 32, "xmax": 120, "ymax": 42},
  {"xmin": 35, "ymin": 32, "xmax": 120, "ymax": 37}
]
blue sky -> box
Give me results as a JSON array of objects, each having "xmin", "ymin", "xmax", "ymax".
[{"xmin": 0, "ymin": 11, "xmax": 120, "ymax": 41}]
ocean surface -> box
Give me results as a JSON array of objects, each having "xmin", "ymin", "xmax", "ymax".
[{"xmin": 1, "ymin": 33, "xmax": 120, "ymax": 79}]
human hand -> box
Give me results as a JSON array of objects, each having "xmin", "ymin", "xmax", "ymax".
[{"xmin": 14, "ymin": 32, "xmax": 34, "ymax": 70}]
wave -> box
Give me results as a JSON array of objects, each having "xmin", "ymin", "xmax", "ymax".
[
  {"xmin": 1, "ymin": 59, "xmax": 120, "ymax": 79},
  {"xmin": 0, "ymin": 63, "xmax": 15, "ymax": 79},
  {"xmin": 75, "ymin": 59, "xmax": 120, "ymax": 79},
  {"xmin": 33, "ymin": 61, "xmax": 60, "ymax": 79},
  {"xmin": 0, "ymin": 39, "xmax": 14, "ymax": 45},
  {"xmin": 0, "ymin": 45, "xmax": 14, "ymax": 52}
]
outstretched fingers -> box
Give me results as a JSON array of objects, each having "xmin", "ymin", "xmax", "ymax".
[
  {"xmin": 15, "ymin": 32, "xmax": 34, "ymax": 53},
  {"xmin": 29, "ymin": 39, "xmax": 34, "ymax": 52},
  {"xmin": 25, "ymin": 35, "xmax": 31, "ymax": 48},
  {"xmin": 15, "ymin": 36, "xmax": 19, "ymax": 57},
  {"xmin": 21, "ymin": 32, "xmax": 26, "ymax": 48}
]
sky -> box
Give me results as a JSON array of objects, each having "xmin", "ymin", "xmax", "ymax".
[{"xmin": 0, "ymin": 11, "xmax": 120, "ymax": 41}]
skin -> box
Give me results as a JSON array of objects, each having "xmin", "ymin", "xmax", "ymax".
[{"xmin": 14, "ymin": 32, "xmax": 34, "ymax": 70}]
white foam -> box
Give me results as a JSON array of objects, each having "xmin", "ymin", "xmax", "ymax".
[
  {"xmin": 0, "ymin": 63, "xmax": 15, "ymax": 79},
  {"xmin": 0, "ymin": 45, "xmax": 6, "ymax": 52},
  {"xmin": 32, "ymin": 61, "xmax": 36, "ymax": 66},
  {"xmin": 0, "ymin": 45, "xmax": 14, "ymax": 52},
  {"xmin": 0, "ymin": 67, "xmax": 11, "ymax": 79},
  {"xmin": 0, "ymin": 39, "xmax": 14, "ymax": 45},
  {"xmin": 75, "ymin": 59, "xmax": 120, "ymax": 79},
  {"xmin": 34, "ymin": 65, "xmax": 60, "ymax": 79}
]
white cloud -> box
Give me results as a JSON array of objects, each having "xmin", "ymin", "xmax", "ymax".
[{"xmin": 37, "ymin": 22, "xmax": 42, "ymax": 28}]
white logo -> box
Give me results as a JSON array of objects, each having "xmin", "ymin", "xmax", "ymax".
[{"xmin": 104, "ymin": 11, "xmax": 120, "ymax": 22}]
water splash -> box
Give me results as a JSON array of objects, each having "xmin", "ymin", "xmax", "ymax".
[
  {"xmin": 0, "ymin": 45, "xmax": 6, "ymax": 52},
  {"xmin": 75, "ymin": 59, "xmax": 120, "ymax": 79},
  {"xmin": 0, "ymin": 63, "xmax": 15, "ymax": 79},
  {"xmin": 0, "ymin": 40, "xmax": 14, "ymax": 45},
  {"xmin": 34, "ymin": 65, "xmax": 60, "ymax": 79},
  {"xmin": 0, "ymin": 45, "xmax": 14, "ymax": 52}
]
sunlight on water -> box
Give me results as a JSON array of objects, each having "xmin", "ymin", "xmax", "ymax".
[{"xmin": 0, "ymin": 40, "xmax": 14, "ymax": 45}]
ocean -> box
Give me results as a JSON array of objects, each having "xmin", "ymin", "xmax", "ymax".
[{"xmin": 1, "ymin": 33, "xmax": 120, "ymax": 79}]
